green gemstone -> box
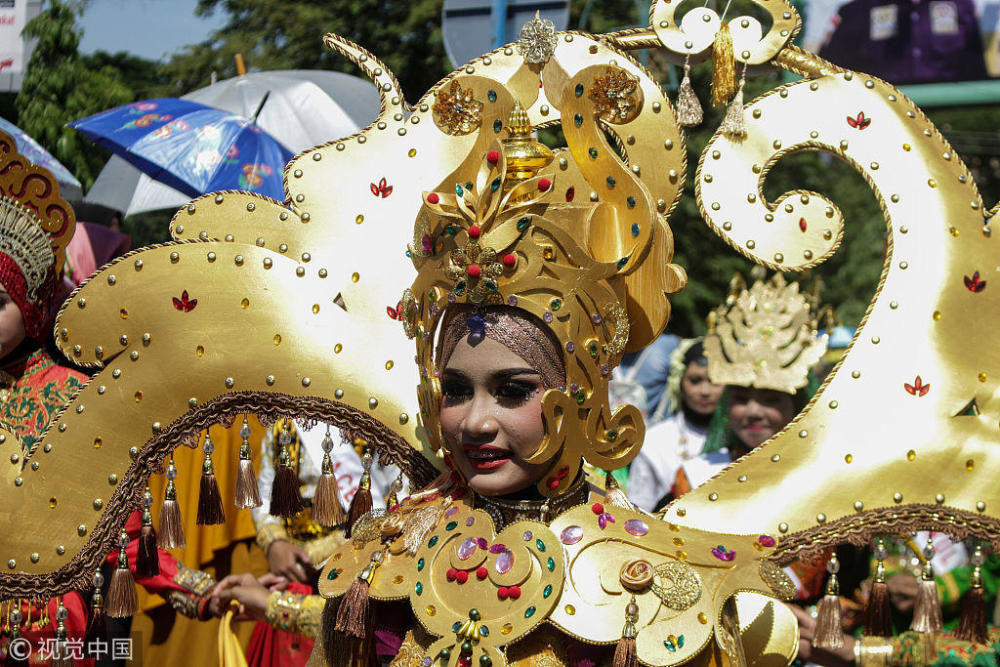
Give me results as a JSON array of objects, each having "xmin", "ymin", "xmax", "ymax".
[
  {"xmin": 465, "ymin": 182, "xmax": 474, "ymax": 191},
  {"xmin": 517, "ymin": 216, "xmax": 531, "ymax": 230},
  {"xmin": 440, "ymin": 647, "xmax": 452, "ymax": 659},
  {"xmin": 664, "ymin": 640, "xmax": 675, "ymax": 652},
  {"xmin": 446, "ymin": 521, "xmax": 458, "ymax": 530},
  {"xmin": 469, "ymin": 608, "xmax": 481, "ymax": 621},
  {"xmin": 480, "ymin": 625, "xmax": 489, "ymax": 637},
  {"xmin": 485, "ymin": 280, "xmax": 497, "ymax": 292},
  {"xmin": 588, "ymin": 147, "xmax": 598, "ymax": 159},
  {"xmin": 456, "ymin": 184, "xmax": 464, "ymax": 196},
  {"xmin": 525, "ymin": 606, "xmax": 536, "ymax": 618},
  {"xmin": 547, "ymin": 557, "xmax": 555, "ymax": 571},
  {"xmin": 576, "ymin": 392, "xmax": 586, "ymax": 406},
  {"xmin": 461, "ymin": 641, "xmax": 473, "ymax": 655},
  {"xmin": 678, "ymin": 635, "xmax": 685, "ymax": 648},
  {"xmin": 606, "ymin": 176, "xmax": 616, "ymax": 187},
  {"xmin": 543, "ymin": 584, "xmax": 553, "ymax": 598},
  {"xmin": 428, "ymin": 536, "xmax": 439, "ymax": 547},
  {"xmin": 607, "ymin": 429, "xmax": 618, "ymax": 442},
  {"xmin": 574, "ymin": 113, "xmax": 582, "ymax": 126},
  {"xmin": 417, "ymin": 558, "xmax": 425, "ymax": 571},
  {"xmin": 550, "ymin": 298, "xmax": 562, "ymax": 311},
  {"xmin": 589, "ymin": 343, "xmax": 599, "ymax": 358},
  {"xmin": 415, "ymin": 581, "xmax": 423, "ymax": 595},
  {"xmin": 488, "ymin": 90, "xmax": 497, "ymax": 102},
  {"xmin": 455, "ymin": 281, "xmax": 466, "ymax": 294},
  {"xmin": 616, "ymin": 256, "xmax": 629, "ymax": 269},
  {"xmin": 536, "ymin": 539, "xmax": 546, "ymax": 552},
  {"xmin": 480, "ymin": 655, "xmax": 493, "ymax": 667},
  {"xmin": 575, "ymin": 83, "xmax": 584, "ymax": 97},
  {"xmin": 445, "ymin": 226, "xmax": 458, "ymax": 236},
  {"xmin": 327, "ymin": 568, "xmax": 341, "ymax": 580},
  {"xmin": 494, "ymin": 119, "xmax": 502, "ymax": 132},
  {"xmin": 491, "ymin": 177, "xmax": 501, "ymax": 191},
  {"xmin": 452, "ymin": 622, "xmax": 461, "ymax": 633}
]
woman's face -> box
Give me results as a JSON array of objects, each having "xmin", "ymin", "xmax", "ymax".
[
  {"xmin": 439, "ymin": 335, "xmax": 549, "ymax": 497},
  {"xmin": 0, "ymin": 286, "xmax": 26, "ymax": 360},
  {"xmin": 681, "ymin": 362, "xmax": 724, "ymax": 416},
  {"xmin": 727, "ymin": 386, "xmax": 797, "ymax": 450}
]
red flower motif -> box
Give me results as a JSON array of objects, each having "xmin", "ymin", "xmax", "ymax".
[
  {"xmin": 172, "ymin": 290, "xmax": 197, "ymax": 312},
  {"xmin": 386, "ymin": 300, "xmax": 403, "ymax": 320},
  {"xmin": 904, "ymin": 375, "xmax": 930, "ymax": 397},
  {"xmin": 370, "ymin": 177, "xmax": 393, "ymax": 198},
  {"xmin": 846, "ymin": 111, "xmax": 871, "ymax": 130},
  {"xmin": 565, "ymin": 187, "xmax": 575, "ymax": 202},
  {"xmin": 964, "ymin": 271, "xmax": 987, "ymax": 292},
  {"xmin": 799, "ymin": 217, "xmax": 807, "ymax": 233}
]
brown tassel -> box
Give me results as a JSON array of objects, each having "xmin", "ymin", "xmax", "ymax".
[
  {"xmin": 613, "ymin": 595, "xmax": 640, "ymax": 667},
  {"xmin": 107, "ymin": 532, "xmax": 138, "ymax": 618},
  {"xmin": 346, "ymin": 449, "xmax": 374, "ymax": 539},
  {"xmin": 85, "ymin": 571, "xmax": 106, "ymax": 644},
  {"xmin": 135, "ymin": 488, "xmax": 159, "ymax": 578},
  {"xmin": 197, "ymin": 435, "xmax": 226, "ymax": 525},
  {"xmin": 864, "ymin": 540, "xmax": 892, "ymax": 637},
  {"xmin": 955, "ymin": 546, "xmax": 987, "ymax": 644},
  {"xmin": 235, "ymin": 418, "xmax": 263, "ymax": 509},
  {"xmin": 334, "ymin": 550, "xmax": 383, "ymax": 640},
  {"xmin": 604, "ymin": 470, "xmax": 634, "ymax": 511},
  {"xmin": 711, "ymin": 22, "xmax": 736, "ymax": 107},
  {"xmin": 51, "ymin": 600, "xmax": 74, "ymax": 667},
  {"xmin": 314, "ymin": 453, "xmax": 347, "ymax": 527},
  {"xmin": 675, "ymin": 57, "xmax": 703, "ymax": 127},
  {"xmin": 269, "ymin": 421, "xmax": 304, "ymax": 518},
  {"xmin": 158, "ymin": 456, "xmax": 186, "ymax": 549},
  {"xmin": 911, "ymin": 539, "xmax": 943, "ymax": 634},
  {"xmin": 719, "ymin": 64, "xmax": 747, "ymax": 138},
  {"xmin": 815, "ymin": 553, "xmax": 844, "ymax": 649}
]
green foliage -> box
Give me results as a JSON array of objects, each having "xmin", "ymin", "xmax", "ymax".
[{"xmin": 15, "ymin": 0, "xmax": 134, "ymax": 191}]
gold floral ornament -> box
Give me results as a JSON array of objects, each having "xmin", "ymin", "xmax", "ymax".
[
  {"xmin": 704, "ymin": 272, "xmax": 828, "ymax": 394},
  {"xmin": 404, "ymin": 81, "xmax": 685, "ymax": 498},
  {"xmin": 589, "ymin": 69, "xmax": 644, "ymax": 124},
  {"xmin": 432, "ymin": 80, "xmax": 484, "ymax": 136},
  {"xmin": 516, "ymin": 12, "xmax": 558, "ymax": 65}
]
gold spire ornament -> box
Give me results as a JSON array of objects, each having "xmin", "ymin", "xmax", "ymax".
[{"xmin": 703, "ymin": 272, "xmax": 827, "ymax": 393}]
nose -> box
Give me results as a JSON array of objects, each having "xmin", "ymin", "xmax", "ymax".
[
  {"xmin": 742, "ymin": 398, "xmax": 765, "ymax": 419},
  {"xmin": 462, "ymin": 391, "xmax": 498, "ymax": 441}
]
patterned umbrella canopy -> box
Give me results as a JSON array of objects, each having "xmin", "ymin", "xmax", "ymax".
[{"xmin": 0, "ymin": 116, "xmax": 83, "ymax": 200}]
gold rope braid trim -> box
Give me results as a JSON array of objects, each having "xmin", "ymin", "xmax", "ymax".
[
  {"xmin": 0, "ymin": 391, "xmax": 438, "ymax": 599},
  {"xmin": 771, "ymin": 504, "xmax": 1000, "ymax": 566}
]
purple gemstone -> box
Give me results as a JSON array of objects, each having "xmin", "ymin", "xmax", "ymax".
[
  {"xmin": 445, "ymin": 505, "xmax": 459, "ymax": 518},
  {"xmin": 600, "ymin": 364, "xmax": 610, "ymax": 376},
  {"xmin": 507, "ymin": 295, "xmax": 518, "ymax": 306},
  {"xmin": 423, "ymin": 659, "xmax": 432, "ymax": 667},
  {"xmin": 560, "ymin": 525, "xmax": 583, "ymax": 545},
  {"xmin": 598, "ymin": 514, "xmax": 608, "ymax": 530},
  {"xmin": 565, "ymin": 341, "xmax": 575, "ymax": 353},
  {"xmin": 591, "ymin": 313, "xmax": 603, "ymax": 324},
  {"xmin": 431, "ymin": 303, "xmax": 440, "ymax": 316},
  {"xmin": 476, "ymin": 537, "xmax": 488, "ymax": 549},
  {"xmin": 496, "ymin": 549, "xmax": 514, "ymax": 574},
  {"xmin": 458, "ymin": 537, "xmax": 478, "ymax": 561},
  {"xmin": 711, "ymin": 546, "xmax": 736, "ymax": 562},
  {"xmin": 489, "ymin": 544, "xmax": 506, "ymax": 554},
  {"xmin": 543, "ymin": 312, "xmax": 553, "ymax": 323},
  {"xmin": 569, "ymin": 383, "xmax": 579, "ymax": 394},
  {"xmin": 466, "ymin": 516, "xmax": 475, "ymax": 526},
  {"xmin": 522, "ymin": 530, "xmax": 532, "ymax": 541},
  {"xmin": 466, "ymin": 313, "xmax": 486, "ymax": 334},
  {"xmin": 605, "ymin": 514, "xmax": 615, "ymax": 524},
  {"xmin": 448, "ymin": 292, "xmax": 456, "ymax": 302},
  {"xmin": 624, "ymin": 519, "xmax": 649, "ymax": 537}
]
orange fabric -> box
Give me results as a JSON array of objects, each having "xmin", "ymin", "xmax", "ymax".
[
  {"xmin": 141, "ymin": 417, "xmax": 267, "ymax": 611},
  {"xmin": 672, "ymin": 467, "xmax": 692, "ymax": 498}
]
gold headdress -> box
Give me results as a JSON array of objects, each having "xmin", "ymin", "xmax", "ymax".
[{"xmin": 704, "ymin": 272, "xmax": 828, "ymax": 394}]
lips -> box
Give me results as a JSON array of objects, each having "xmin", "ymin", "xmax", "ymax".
[{"xmin": 462, "ymin": 444, "xmax": 511, "ymax": 471}]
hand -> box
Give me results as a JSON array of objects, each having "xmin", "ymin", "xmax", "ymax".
[
  {"xmin": 258, "ymin": 572, "xmax": 289, "ymax": 592},
  {"xmin": 212, "ymin": 573, "xmax": 272, "ymax": 622},
  {"xmin": 266, "ymin": 540, "xmax": 312, "ymax": 583},
  {"xmin": 886, "ymin": 572, "xmax": 919, "ymax": 614},
  {"xmin": 788, "ymin": 603, "xmax": 855, "ymax": 667}
]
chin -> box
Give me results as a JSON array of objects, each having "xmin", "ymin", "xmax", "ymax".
[{"xmin": 464, "ymin": 469, "xmax": 533, "ymax": 497}]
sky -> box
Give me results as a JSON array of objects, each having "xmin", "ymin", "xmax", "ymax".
[{"xmin": 78, "ymin": 0, "xmax": 226, "ymax": 61}]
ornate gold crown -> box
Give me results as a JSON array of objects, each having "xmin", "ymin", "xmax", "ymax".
[
  {"xmin": 405, "ymin": 87, "xmax": 685, "ymax": 497},
  {"xmin": 704, "ymin": 272, "xmax": 827, "ymax": 394}
]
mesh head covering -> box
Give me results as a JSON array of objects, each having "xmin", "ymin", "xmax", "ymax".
[{"xmin": 437, "ymin": 305, "xmax": 566, "ymax": 390}]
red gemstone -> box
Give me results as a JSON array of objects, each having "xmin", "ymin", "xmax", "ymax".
[
  {"xmin": 565, "ymin": 187, "xmax": 575, "ymax": 202},
  {"xmin": 547, "ymin": 477, "xmax": 560, "ymax": 490},
  {"xmin": 446, "ymin": 568, "xmax": 458, "ymax": 582},
  {"xmin": 538, "ymin": 177, "xmax": 551, "ymax": 192},
  {"xmin": 460, "ymin": 657, "xmax": 472, "ymax": 667},
  {"xmin": 467, "ymin": 265, "xmax": 482, "ymax": 278},
  {"xmin": 476, "ymin": 566, "xmax": 488, "ymax": 580},
  {"xmin": 508, "ymin": 585, "xmax": 521, "ymax": 600},
  {"xmin": 799, "ymin": 217, "xmax": 807, "ymax": 233},
  {"xmin": 456, "ymin": 570, "xmax": 469, "ymax": 584},
  {"xmin": 427, "ymin": 192, "xmax": 440, "ymax": 204},
  {"xmin": 468, "ymin": 225, "xmax": 481, "ymax": 239},
  {"xmin": 497, "ymin": 586, "xmax": 509, "ymax": 600},
  {"xmin": 502, "ymin": 253, "xmax": 516, "ymax": 267},
  {"xmin": 591, "ymin": 502, "xmax": 604, "ymax": 515},
  {"xmin": 487, "ymin": 150, "xmax": 500, "ymax": 164}
]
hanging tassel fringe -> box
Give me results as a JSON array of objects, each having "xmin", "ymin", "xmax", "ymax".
[
  {"xmin": 314, "ymin": 453, "xmax": 347, "ymax": 527},
  {"xmin": 85, "ymin": 572, "xmax": 106, "ymax": 644},
  {"xmin": 6, "ymin": 606, "xmax": 28, "ymax": 667},
  {"xmin": 51, "ymin": 600, "xmax": 74, "ymax": 667},
  {"xmin": 613, "ymin": 595, "xmax": 640, "ymax": 667},
  {"xmin": 863, "ymin": 544, "xmax": 892, "ymax": 637},
  {"xmin": 270, "ymin": 422, "xmax": 304, "ymax": 518},
  {"xmin": 604, "ymin": 470, "xmax": 634, "ymax": 511},
  {"xmin": 711, "ymin": 22, "xmax": 736, "ymax": 107},
  {"xmin": 346, "ymin": 449, "xmax": 374, "ymax": 539},
  {"xmin": 911, "ymin": 540, "xmax": 942, "ymax": 634},
  {"xmin": 158, "ymin": 456, "xmax": 186, "ymax": 549},
  {"xmin": 235, "ymin": 416, "xmax": 262, "ymax": 509},
  {"xmin": 676, "ymin": 59, "xmax": 703, "ymax": 127},
  {"xmin": 197, "ymin": 447, "xmax": 226, "ymax": 525},
  {"xmin": 815, "ymin": 554, "xmax": 843, "ymax": 650},
  {"xmin": 956, "ymin": 546, "xmax": 988, "ymax": 644},
  {"xmin": 107, "ymin": 538, "xmax": 138, "ymax": 618},
  {"xmin": 136, "ymin": 513, "xmax": 160, "ymax": 578},
  {"xmin": 334, "ymin": 551, "xmax": 382, "ymax": 641},
  {"xmin": 720, "ymin": 65, "xmax": 747, "ymax": 138}
]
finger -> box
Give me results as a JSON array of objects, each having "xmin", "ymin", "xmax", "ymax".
[
  {"xmin": 258, "ymin": 573, "xmax": 286, "ymax": 588},
  {"xmin": 294, "ymin": 550, "xmax": 312, "ymax": 565}
]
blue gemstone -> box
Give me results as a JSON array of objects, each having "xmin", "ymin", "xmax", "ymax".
[
  {"xmin": 488, "ymin": 90, "xmax": 497, "ymax": 102},
  {"xmin": 456, "ymin": 184, "xmax": 464, "ymax": 196},
  {"xmin": 543, "ymin": 584, "xmax": 552, "ymax": 598},
  {"xmin": 536, "ymin": 539, "xmax": 546, "ymax": 552},
  {"xmin": 480, "ymin": 626, "xmax": 490, "ymax": 637},
  {"xmin": 588, "ymin": 147, "xmax": 598, "ymax": 159},
  {"xmin": 494, "ymin": 119, "xmax": 502, "ymax": 132},
  {"xmin": 547, "ymin": 557, "xmax": 555, "ymax": 571},
  {"xmin": 575, "ymin": 83, "xmax": 584, "ymax": 97},
  {"xmin": 606, "ymin": 176, "xmax": 615, "ymax": 187},
  {"xmin": 631, "ymin": 223, "xmax": 639, "ymax": 237},
  {"xmin": 574, "ymin": 114, "xmax": 583, "ymax": 126},
  {"xmin": 627, "ymin": 196, "xmax": 636, "ymax": 208},
  {"xmin": 466, "ymin": 314, "xmax": 486, "ymax": 334},
  {"xmin": 428, "ymin": 536, "xmax": 439, "ymax": 547},
  {"xmin": 417, "ymin": 558, "xmax": 425, "ymax": 571}
]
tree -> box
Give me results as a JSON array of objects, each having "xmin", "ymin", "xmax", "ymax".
[{"xmin": 15, "ymin": 0, "xmax": 134, "ymax": 190}]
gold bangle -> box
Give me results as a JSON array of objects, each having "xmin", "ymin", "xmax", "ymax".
[
  {"xmin": 264, "ymin": 590, "xmax": 305, "ymax": 634},
  {"xmin": 855, "ymin": 636, "xmax": 892, "ymax": 667}
]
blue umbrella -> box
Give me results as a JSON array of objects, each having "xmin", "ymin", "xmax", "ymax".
[
  {"xmin": 68, "ymin": 98, "xmax": 293, "ymax": 202},
  {"xmin": 0, "ymin": 116, "xmax": 83, "ymax": 200}
]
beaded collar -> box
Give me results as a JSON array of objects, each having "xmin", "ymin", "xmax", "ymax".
[{"xmin": 473, "ymin": 472, "xmax": 590, "ymax": 530}]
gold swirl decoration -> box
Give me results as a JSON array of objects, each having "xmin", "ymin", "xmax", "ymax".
[{"xmin": 663, "ymin": 45, "xmax": 1000, "ymax": 559}]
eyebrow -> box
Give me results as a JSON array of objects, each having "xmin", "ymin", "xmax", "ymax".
[{"xmin": 441, "ymin": 367, "xmax": 540, "ymax": 380}]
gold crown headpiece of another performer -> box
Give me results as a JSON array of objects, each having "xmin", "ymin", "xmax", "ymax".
[
  {"xmin": 404, "ymin": 93, "xmax": 685, "ymax": 497},
  {"xmin": 704, "ymin": 272, "xmax": 828, "ymax": 394}
]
